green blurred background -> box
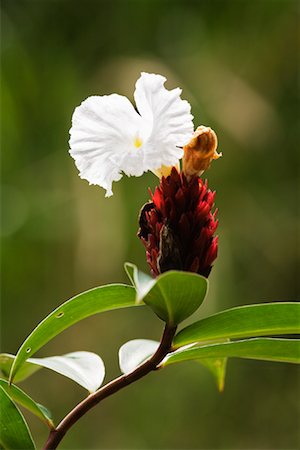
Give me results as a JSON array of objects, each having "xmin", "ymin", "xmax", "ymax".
[{"xmin": 1, "ymin": 0, "xmax": 299, "ymax": 448}]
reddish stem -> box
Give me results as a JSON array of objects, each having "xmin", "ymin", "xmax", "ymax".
[{"xmin": 43, "ymin": 324, "xmax": 177, "ymax": 449}]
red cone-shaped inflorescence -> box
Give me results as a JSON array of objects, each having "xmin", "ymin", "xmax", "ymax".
[{"xmin": 138, "ymin": 167, "xmax": 218, "ymax": 278}]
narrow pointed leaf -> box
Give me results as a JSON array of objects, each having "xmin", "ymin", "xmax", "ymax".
[
  {"xmin": 119, "ymin": 339, "xmax": 160, "ymax": 374},
  {"xmin": 164, "ymin": 338, "xmax": 300, "ymax": 366},
  {"xmin": 0, "ymin": 379, "xmax": 53, "ymax": 428},
  {"xmin": 0, "ymin": 385, "xmax": 35, "ymax": 449},
  {"xmin": 174, "ymin": 302, "xmax": 300, "ymax": 347},
  {"xmin": 125, "ymin": 263, "xmax": 208, "ymax": 325},
  {"xmin": 197, "ymin": 358, "xmax": 227, "ymax": 392},
  {"xmin": 10, "ymin": 284, "xmax": 136, "ymax": 382}
]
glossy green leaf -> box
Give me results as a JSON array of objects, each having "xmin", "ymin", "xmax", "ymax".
[
  {"xmin": 174, "ymin": 302, "xmax": 300, "ymax": 347},
  {"xmin": 10, "ymin": 284, "xmax": 136, "ymax": 382},
  {"xmin": 0, "ymin": 379, "xmax": 53, "ymax": 429},
  {"xmin": 0, "ymin": 354, "xmax": 40, "ymax": 383},
  {"xmin": 0, "ymin": 385, "xmax": 35, "ymax": 449},
  {"xmin": 142, "ymin": 271, "xmax": 208, "ymax": 325},
  {"xmin": 119, "ymin": 339, "xmax": 160, "ymax": 374},
  {"xmin": 164, "ymin": 338, "xmax": 300, "ymax": 365},
  {"xmin": 125, "ymin": 263, "xmax": 208, "ymax": 325}
]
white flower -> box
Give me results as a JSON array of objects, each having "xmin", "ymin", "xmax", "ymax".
[{"xmin": 69, "ymin": 72, "xmax": 194, "ymax": 197}]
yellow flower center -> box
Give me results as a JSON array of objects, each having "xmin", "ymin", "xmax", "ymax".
[{"xmin": 134, "ymin": 136, "xmax": 143, "ymax": 149}]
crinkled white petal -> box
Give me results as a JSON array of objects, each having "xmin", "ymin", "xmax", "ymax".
[
  {"xmin": 69, "ymin": 94, "xmax": 143, "ymax": 196},
  {"xmin": 134, "ymin": 72, "xmax": 194, "ymax": 170},
  {"xmin": 69, "ymin": 73, "xmax": 194, "ymax": 196}
]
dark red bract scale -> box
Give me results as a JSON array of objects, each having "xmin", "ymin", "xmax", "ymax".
[{"xmin": 138, "ymin": 167, "xmax": 218, "ymax": 278}]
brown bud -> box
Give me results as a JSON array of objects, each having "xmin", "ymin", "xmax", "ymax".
[{"xmin": 182, "ymin": 125, "xmax": 222, "ymax": 179}]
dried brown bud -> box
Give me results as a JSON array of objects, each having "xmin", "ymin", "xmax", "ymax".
[{"xmin": 182, "ymin": 125, "xmax": 222, "ymax": 179}]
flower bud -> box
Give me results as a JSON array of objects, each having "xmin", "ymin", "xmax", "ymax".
[
  {"xmin": 138, "ymin": 167, "xmax": 218, "ymax": 278},
  {"xmin": 182, "ymin": 126, "xmax": 221, "ymax": 179}
]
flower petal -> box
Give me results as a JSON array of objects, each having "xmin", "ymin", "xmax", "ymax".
[
  {"xmin": 69, "ymin": 94, "xmax": 143, "ymax": 196},
  {"xmin": 134, "ymin": 72, "xmax": 194, "ymax": 169}
]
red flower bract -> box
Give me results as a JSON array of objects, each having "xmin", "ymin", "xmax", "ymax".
[{"xmin": 138, "ymin": 167, "xmax": 218, "ymax": 278}]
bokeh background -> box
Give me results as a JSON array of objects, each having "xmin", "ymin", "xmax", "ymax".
[{"xmin": 1, "ymin": 0, "xmax": 299, "ymax": 448}]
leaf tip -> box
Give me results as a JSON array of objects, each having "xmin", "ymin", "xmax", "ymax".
[{"xmin": 217, "ymin": 378, "xmax": 225, "ymax": 393}]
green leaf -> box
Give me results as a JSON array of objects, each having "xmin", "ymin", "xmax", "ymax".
[
  {"xmin": 164, "ymin": 338, "xmax": 300, "ymax": 365},
  {"xmin": 119, "ymin": 339, "xmax": 160, "ymax": 374},
  {"xmin": 174, "ymin": 302, "xmax": 300, "ymax": 347},
  {"xmin": 10, "ymin": 284, "xmax": 136, "ymax": 383},
  {"xmin": 0, "ymin": 385, "xmax": 35, "ymax": 449},
  {"xmin": 142, "ymin": 271, "xmax": 208, "ymax": 325},
  {"xmin": 125, "ymin": 263, "xmax": 208, "ymax": 325},
  {"xmin": 0, "ymin": 379, "xmax": 53, "ymax": 429},
  {"xmin": 0, "ymin": 354, "xmax": 40, "ymax": 383},
  {"xmin": 197, "ymin": 358, "xmax": 227, "ymax": 392}
]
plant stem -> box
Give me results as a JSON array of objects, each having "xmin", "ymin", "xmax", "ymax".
[{"xmin": 43, "ymin": 324, "xmax": 177, "ymax": 450}]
